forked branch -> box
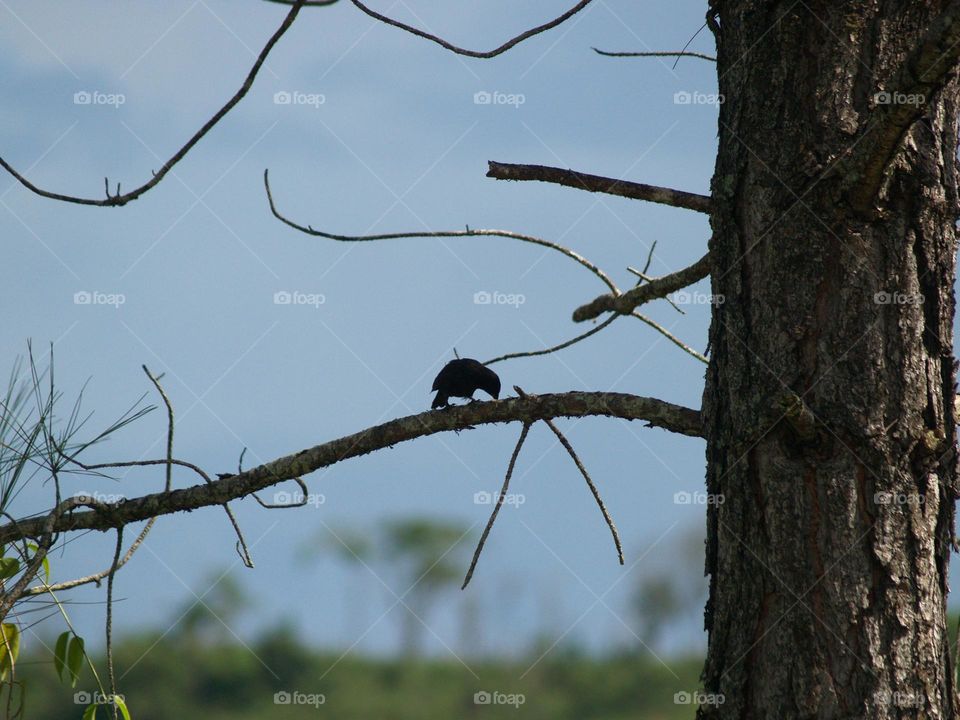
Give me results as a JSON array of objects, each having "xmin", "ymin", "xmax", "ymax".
[
  {"xmin": 0, "ymin": 0, "xmax": 306, "ymax": 206},
  {"xmin": 0, "ymin": 391, "xmax": 702, "ymax": 546},
  {"xmin": 573, "ymin": 252, "xmax": 712, "ymax": 322}
]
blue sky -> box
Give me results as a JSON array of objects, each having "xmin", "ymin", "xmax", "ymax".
[{"xmin": 2, "ymin": 0, "xmax": 928, "ymax": 681}]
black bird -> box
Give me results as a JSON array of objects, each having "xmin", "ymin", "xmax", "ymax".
[{"xmin": 431, "ymin": 358, "xmax": 501, "ymax": 409}]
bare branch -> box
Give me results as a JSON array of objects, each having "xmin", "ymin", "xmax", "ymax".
[
  {"xmin": 0, "ymin": 497, "xmax": 95, "ymax": 619},
  {"xmin": 348, "ymin": 0, "xmax": 595, "ymax": 59},
  {"xmin": 32, "ymin": 398, "xmax": 242, "ymax": 594},
  {"xmin": 593, "ymin": 48, "xmax": 716, "ymax": 62},
  {"xmin": 630, "ymin": 312, "xmax": 707, "ymax": 364},
  {"xmin": 573, "ymin": 252, "xmax": 712, "ymax": 322},
  {"xmin": 105, "ymin": 527, "xmax": 123, "ymax": 720},
  {"xmin": 252, "ymin": 477, "xmax": 309, "ymax": 508},
  {"xmin": 485, "ymin": 314, "xmax": 620, "ymax": 366},
  {"xmin": 0, "ymin": 391, "xmax": 702, "ymax": 546},
  {"xmin": 0, "ymin": 1, "xmax": 305, "ymax": 206},
  {"xmin": 627, "ymin": 267, "xmax": 684, "ymax": 314},
  {"xmin": 142, "ymin": 365, "xmax": 253, "ymax": 568},
  {"xmin": 486, "ymin": 161, "xmax": 711, "ymax": 214},
  {"xmin": 628, "ymin": 239, "xmax": 684, "ymax": 314},
  {"xmin": 462, "ymin": 422, "xmax": 531, "ymax": 589},
  {"xmin": 844, "ymin": 0, "xmax": 960, "ymax": 214},
  {"xmin": 263, "ymin": 0, "xmax": 336, "ymax": 5},
  {"xmin": 517, "ymin": 387, "xmax": 623, "ymax": 565},
  {"xmin": 264, "ymin": 169, "xmax": 618, "ymax": 293},
  {"xmin": 141, "ymin": 367, "xmax": 174, "ymax": 494}
]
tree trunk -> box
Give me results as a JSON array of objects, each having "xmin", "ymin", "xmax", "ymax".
[{"xmin": 701, "ymin": 2, "xmax": 959, "ymax": 717}]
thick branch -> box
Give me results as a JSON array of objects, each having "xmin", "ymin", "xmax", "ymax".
[
  {"xmin": 0, "ymin": 392, "xmax": 702, "ymax": 545},
  {"xmin": 0, "ymin": 1, "xmax": 304, "ymax": 206},
  {"xmin": 486, "ymin": 161, "xmax": 711, "ymax": 214},
  {"xmin": 573, "ymin": 252, "xmax": 713, "ymax": 322},
  {"xmin": 845, "ymin": 0, "xmax": 960, "ymax": 213}
]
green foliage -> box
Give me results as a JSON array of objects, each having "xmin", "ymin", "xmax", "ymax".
[
  {"xmin": 0, "ymin": 623, "xmax": 20, "ymax": 681},
  {"xmin": 16, "ymin": 628, "xmax": 705, "ymax": 720},
  {"xmin": 53, "ymin": 631, "xmax": 87, "ymax": 689},
  {"xmin": 0, "ymin": 559, "xmax": 20, "ymax": 581}
]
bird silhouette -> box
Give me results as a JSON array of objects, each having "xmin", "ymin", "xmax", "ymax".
[{"xmin": 431, "ymin": 358, "xmax": 501, "ymax": 409}]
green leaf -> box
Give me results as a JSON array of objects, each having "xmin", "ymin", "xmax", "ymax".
[
  {"xmin": 66, "ymin": 635, "xmax": 84, "ymax": 688},
  {"xmin": 0, "ymin": 623, "xmax": 21, "ymax": 681},
  {"xmin": 26, "ymin": 543, "xmax": 50, "ymax": 583},
  {"xmin": 81, "ymin": 703, "xmax": 97, "ymax": 720},
  {"xmin": 54, "ymin": 631, "xmax": 70, "ymax": 682},
  {"xmin": 0, "ymin": 557, "xmax": 20, "ymax": 579},
  {"xmin": 113, "ymin": 695, "xmax": 131, "ymax": 720}
]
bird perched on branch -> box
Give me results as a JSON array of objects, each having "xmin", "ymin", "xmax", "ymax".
[{"xmin": 431, "ymin": 358, "xmax": 501, "ymax": 409}]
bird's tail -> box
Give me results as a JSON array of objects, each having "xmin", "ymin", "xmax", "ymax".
[{"xmin": 431, "ymin": 393, "xmax": 448, "ymax": 409}]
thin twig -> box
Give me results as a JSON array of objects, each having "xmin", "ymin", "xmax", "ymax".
[
  {"xmin": 246, "ymin": 447, "xmax": 313, "ymax": 510},
  {"xmin": 264, "ymin": 169, "xmax": 618, "ymax": 293},
  {"xmin": 631, "ymin": 312, "xmax": 708, "ymax": 364},
  {"xmin": 142, "ymin": 366, "xmax": 254, "ymax": 568},
  {"xmin": 641, "ymin": 241, "xmax": 657, "ymax": 276},
  {"xmin": 592, "ymin": 48, "xmax": 716, "ymax": 62},
  {"xmin": 349, "ymin": 0, "xmax": 595, "ymax": 58},
  {"xmin": 0, "ymin": 1, "xmax": 306, "ymax": 206},
  {"xmin": 252, "ymin": 477, "xmax": 310, "ymax": 508},
  {"xmin": 462, "ymin": 423, "xmax": 531, "ymax": 589},
  {"xmin": 486, "ymin": 161, "xmax": 711, "ymax": 214},
  {"xmin": 628, "ymin": 240, "xmax": 684, "ymax": 314},
  {"xmin": 628, "ymin": 267, "xmax": 685, "ymax": 314},
  {"xmin": 67, "ymin": 457, "xmax": 212, "ymax": 482},
  {"xmin": 105, "ymin": 527, "xmax": 123, "ymax": 720},
  {"xmin": 141, "ymin": 367, "xmax": 174, "ymax": 494},
  {"xmin": 485, "ymin": 314, "xmax": 620, "ymax": 366},
  {"xmin": 524, "ymin": 389, "xmax": 623, "ymax": 565},
  {"xmin": 263, "ymin": 0, "xmax": 336, "ymax": 5}
]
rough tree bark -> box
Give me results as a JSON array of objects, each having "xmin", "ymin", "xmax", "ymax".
[{"xmin": 702, "ymin": 2, "xmax": 959, "ymax": 718}]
